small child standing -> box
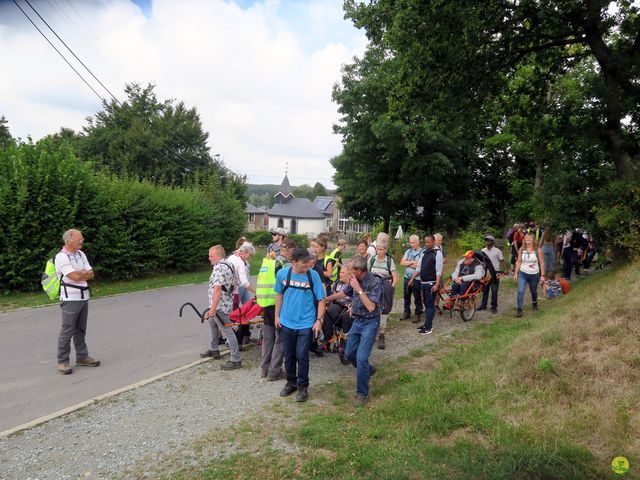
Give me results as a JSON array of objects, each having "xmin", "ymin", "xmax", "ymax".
[{"xmin": 543, "ymin": 271, "xmax": 563, "ymax": 299}]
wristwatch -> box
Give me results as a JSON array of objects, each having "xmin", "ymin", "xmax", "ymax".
[
  {"xmin": 316, "ymin": 318, "xmax": 323, "ymax": 324},
  {"xmin": 358, "ymin": 290, "xmax": 364, "ymax": 296}
]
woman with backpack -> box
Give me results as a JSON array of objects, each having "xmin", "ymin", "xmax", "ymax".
[
  {"xmin": 311, "ymin": 236, "xmax": 336, "ymax": 296},
  {"xmin": 367, "ymin": 240, "xmax": 398, "ymax": 349},
  {"xmin": 513, "ymin": 232, "xmax": 545, "ymax": 318}
]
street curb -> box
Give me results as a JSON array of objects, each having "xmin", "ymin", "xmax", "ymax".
[{"xmin": 0, "ymin": 349, "xmax": 230, "ymax": 438}]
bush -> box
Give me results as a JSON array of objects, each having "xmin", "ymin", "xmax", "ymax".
[
  {"xmin": 595, "ymin": 180, "xmax": 640, "ymax": 260},
  {"xmin": 0, "ymin": 140, "xmax": 246, "ymax": 290},
  {"xmin": 245, "ymin": 230, "xmax": 272, "ymax": 247},
  {"xmin": 288, "ymin": 233, "xmax": 310, "ymax": 248}
]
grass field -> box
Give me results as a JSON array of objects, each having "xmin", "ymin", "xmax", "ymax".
[{"xmin": 167, "ymin": 261, "xmax": 639, "ymax": 479}]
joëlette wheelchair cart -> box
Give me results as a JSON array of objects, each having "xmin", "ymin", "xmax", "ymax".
[
  {"xmin": 179, "ymin": 298, "xmax": 264, "ymax": 332},
  {"xmin": 322, "ymin": 300, "xmax": 353, "ymax": 365},
  {"xmin": 437, "ymin": 250, "xmax": 501, "ymax": 322}
]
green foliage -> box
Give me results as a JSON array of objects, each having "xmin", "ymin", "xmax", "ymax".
[
  {"xmin": 244, "ymin": 230, "xmax": 272, "ymax": 247},
  {"xmin": 455, "ymin": 230, "xmax": 486, "ymax": 253},
  {"xmin": 0, "ymin": 140, "xmax": 245, "ymax": 291},
  {"xmin": 81, "ymin": 83, "xmax": 243, "ymax": 192},
  {"xmin": 595, "ymin": 180, "xmax": 640, "ymax": 259},
  {"xmin": 288, "ymin": 233, "xmax": 310, "ymax": 248},
  {"xmin": 0, "ymin": 115, "xmax": 13, "ymax": 149}
]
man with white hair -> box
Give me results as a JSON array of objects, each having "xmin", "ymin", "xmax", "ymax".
[
  {"xmin": 54, "ymin": 229, "xmax": 99, "ymax": 375},
  {"xmin": 227, "ymin": 241, "xmax": 257, "ymax": 345},
  {"xmin": 400, "ymin": 234, "xmax": 423, "ymax": 322}
]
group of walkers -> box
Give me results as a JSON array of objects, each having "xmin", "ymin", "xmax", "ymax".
[{"xmin": 50, "ymin": 221, "xmax": 597, "ymax": 406}]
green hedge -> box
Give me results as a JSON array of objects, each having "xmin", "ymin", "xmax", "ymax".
[
  {"xmin": 245, "ymin": 231, "xmax": 310, "ymax": 248},
  {"xmin": 0, "ymin": 140, "xmax": 245, "ymax": 291}
]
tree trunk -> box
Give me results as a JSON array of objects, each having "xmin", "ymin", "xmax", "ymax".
[
  {"xmin": 382, "ymin": 214, "xmax": 390, "ymax": 234},
  {"xmin": 582, "ymin": 3, "xmax": 633, "ymax": 180},
  {"xmin": 534, "ymin": 140, "xmax": 545, "ymax": 190}
]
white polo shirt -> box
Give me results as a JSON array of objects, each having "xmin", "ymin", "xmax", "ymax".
[{"xmin": 54, "ymin": 248, "xmax": 92, "ymax": 301}]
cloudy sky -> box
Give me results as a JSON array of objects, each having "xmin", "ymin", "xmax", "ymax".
[{"xmin": 0, "ymin": 0, "xmax": 367, "ymax": 187}]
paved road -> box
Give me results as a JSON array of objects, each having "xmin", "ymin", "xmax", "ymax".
[{"xmin": 0, "ymin": 283, "xmax": 222, "ymax": 432}]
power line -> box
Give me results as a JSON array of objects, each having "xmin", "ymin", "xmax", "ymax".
[
  {"xmin": 11, "ymin": 0, "xmax": 106, "ymax": 104},
  {"xmin": 22, "ymin": 0, "xmax": 120, "ymax": 104}
]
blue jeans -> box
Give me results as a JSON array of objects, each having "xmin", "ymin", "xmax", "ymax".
[
  {"xmin": 403, "ymin": 276, "xmax": 423, "ymax": 314},
  {"xmin": 420, "ymin": 282, "xmax": 437, "ymax": 331},
  {"xmin": 541, "ymin": 244, "xmax": 555, "ymax": 273},
  {"xmin": 238, "ymin": 286, "xmax": 252, "ymax": 306},
  {"xmin": 562, "ymin": 247, "xmax": 572, "ymax": 279},
  {"xmin": 517, "ymin": 271, "xmax": 540, "ymax": 310},
  {"xmin": 281, "ymin": 326, "xmax": 313, "ymax": 387},
  {"xmin": 345, "ymin": 316, "xmax": 380, "ymax": 396}
]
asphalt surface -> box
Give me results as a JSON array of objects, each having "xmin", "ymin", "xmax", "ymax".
[{"xmin": 0, "ymin": 283, "xmax": 217, "ymax": 432}]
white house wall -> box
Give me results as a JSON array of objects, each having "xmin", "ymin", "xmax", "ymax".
[{"xmin": 268, "ymin": 217, "xmax": 327, "ymax": 237}]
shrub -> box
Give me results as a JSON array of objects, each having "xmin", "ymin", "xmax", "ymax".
[
  {"xmin": 245, "ymin": 230, "xmax": 272, "ymax": 247},
  {"xmin": 595, "ymin": 180, "xmax": 640, "ymax": 260},
  {"xmin": 0, "ymin": 140, "xmax": 246, "ymax": 290},
  {"xmin": 288, "ymin": 233, "xmax": 309, "ymax": 248}
]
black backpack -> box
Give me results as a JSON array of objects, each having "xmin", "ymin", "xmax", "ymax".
[{"xmin": 282, "ymin": 267, "xmax": 318, "ymax": 310}]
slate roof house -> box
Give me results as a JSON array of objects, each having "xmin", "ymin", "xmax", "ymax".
[{"xmin": 267, "ymin": 174, "xmax": 327, "ymax": 237}]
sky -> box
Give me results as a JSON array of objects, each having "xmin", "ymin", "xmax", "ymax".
[{"xmin": 0, "ymin": 0, "xmax": 368, "ymax": 187}]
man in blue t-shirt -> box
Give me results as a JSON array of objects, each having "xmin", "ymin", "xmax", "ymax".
[{"xmin": 275, "ymin": 247, "xmax": 326, "ymax": 402}]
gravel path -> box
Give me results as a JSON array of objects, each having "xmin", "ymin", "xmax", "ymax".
[{"xmin": 0, "ymin": 278, "xmax": 553, "ymax": 480}]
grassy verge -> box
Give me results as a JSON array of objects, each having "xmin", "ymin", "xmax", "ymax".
[
  {"xmin": 167, "ymin": 262, "xmax": 639, "ymax": 479},
  {"xmin": 1, "ymin": 248, "xmax": 267, "ymax": 313}
]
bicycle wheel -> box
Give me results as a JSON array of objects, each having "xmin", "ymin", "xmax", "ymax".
[{"xmin": 460, "ymin": 298, "xmax": 476, "ymax": 322}]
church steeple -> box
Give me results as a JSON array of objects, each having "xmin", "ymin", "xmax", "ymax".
[{"xmin": 274, "ymin": 167, "xmax": 294, "ymax": 204}]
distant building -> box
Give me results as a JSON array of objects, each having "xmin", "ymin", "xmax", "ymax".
[
  {"xmin": 246, "ymin": 203, "xmax": 268, "ymax": 232},
  {"xmin": 268, "ymin": 174, "xmax": 326, "ymax": 236}
]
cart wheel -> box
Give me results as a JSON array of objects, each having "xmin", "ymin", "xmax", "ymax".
[{"xmin": 460, "ymin": 299, "xmax": 476, "ymax": 322}]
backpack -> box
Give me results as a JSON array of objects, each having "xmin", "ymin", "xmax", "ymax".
[
  {"xmin": 367, "ymin": 256, "xmax": 395, "ymax": 314},
  {"xmin": 218, "ymin": 260, "xmax": 236, "ymax": 293},
  {"xmin": 380, "ymin": 279, "xmax": 395, "ymax": 314},
  {"xmin": 282, "ymin": 267, "xmax": 318, "ymax": 309},
  {"xmin": 41, "ymin": 251, "xmax": 91, "ymax": 300},
  {"xmin": 368, "ymin": 254, "xmax": 393, "ymax": 278},
  {"xmin": 41, "ymin": 257, "xmax": 61, "ymax": 300}
]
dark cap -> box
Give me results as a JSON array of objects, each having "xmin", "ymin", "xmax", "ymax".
[{"xmin": 292, "ymin": 247, "xmax": 314, "ymax": 262}]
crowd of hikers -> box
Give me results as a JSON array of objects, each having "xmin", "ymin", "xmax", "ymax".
[{"xmin": 49, "ymin": 222, "xmax": 598, "ymax": 406}]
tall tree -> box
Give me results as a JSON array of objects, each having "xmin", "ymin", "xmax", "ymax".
[
  {"xmin": 346, "ymin": 0, "xmax": 640, "ymax": 180},
  {"xmin": 0, "ymin": 116, "xmax": 13, "ymax": 149},
  {"xmin": 81, "ymin": 83, "xmax": 227, "ymax": 187}
]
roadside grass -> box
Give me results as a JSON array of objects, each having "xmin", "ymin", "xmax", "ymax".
[
  {"xmin": 0, "ymin": 248, "xmax": 267, "ymax": 313},
  {"xmin": 168, "ymin": 262, "xmax": 639, "ymax": 480}
]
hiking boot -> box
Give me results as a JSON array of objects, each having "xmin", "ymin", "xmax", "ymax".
[
  {"xmin": 369, "ymin": 365, "xmax": 377, "ymax": 377},
  {"xmin": 280, "ymin": 382, "xmax": 297, "ymax": 397},
  {"xmin": 377, "ymin": 334, "xmax": 385, "ymax": 350},
  {"xmin": 220, "ymin": 360, "xmax": 242, "ymax": 370},
  {"xmin": 76, "ymin": 356, "xmax": 100, "ymax": 367},
  {"xmin": 296, "ymin": 386, "xmax": 308, "ymax": 402},
  {"xmin": 477, "ymin": 305, "xmax": 487, "ymax": 311},
  {"xmin": 401, "ymin": 312, "xmax": 411, "ymax": 320},
  {"xmin": 201, "ymin": 350, "xmax": 221, "ymax": 359},
  {"xmin": 490, "ymin": 307, "xmax": 498, "ymax": 314},
  {"xmin": 267, "ymin": 371, "xmax": 286, "ymax": 381},
  {"xmin": 532, "ymin": 302, "xmax": 539, "ymax": 311},
  {"xmin": 412, "ymin": 313, "xmax": 422, "ymax": 324},
  {"xmin": 516, "ymin": 309, "xmax": 523, "ymax": 318},
  {"xmin": 57, "ymin": 362, "xmax": 72, "ymax": 375},
  {"xmin": 261, "ymin": 367, "xmax": 268, "ymax": 378},
  {"xmin": 354, "ymin": 394, "xmax": 369, "ymax": 407}
]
